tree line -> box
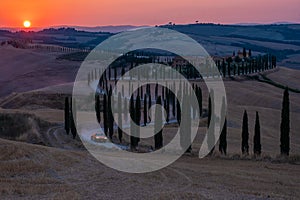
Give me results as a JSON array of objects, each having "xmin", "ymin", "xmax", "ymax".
[
  {"xmin": 64, "ymin": 48, "xmax": 292, "ymax": 157},
  {"xmin": 86, "ymin": 49, "xmax": 277, "ymax": 85},
  {"xmin": 216, "ymin": 51, "xmax": 277, "ymax": 78},
  {"xmin": 217, "ymin": 87, "xmax": 290, "ymax": 157},
  {"xmin": 64, "ymin": 84, "xmax": 291, "ymax": 157}
]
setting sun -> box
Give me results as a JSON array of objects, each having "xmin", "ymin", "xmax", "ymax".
[{"xmin": 23, "ymin": 20, "xmax": 31, "ymax": 28}]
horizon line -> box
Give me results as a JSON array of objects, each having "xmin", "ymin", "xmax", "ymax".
[{"xmin": 1, "ymin": 21, "xmax": 300, "ymax": 30}]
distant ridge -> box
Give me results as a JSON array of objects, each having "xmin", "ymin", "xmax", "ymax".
[
  {"xmin": 2, "ymin": 22, "xmax": 300, "ymax": 33},
  {"xmin": 0, "ymin": 25, "xmax": 150, "ymax": 33},
  {"xmin": 44, "ymin": 25, "xmax": 150, "ymax": 33},
  {"xmin": 234, "ymin": 23, "xmax": 263, "ymax": 26},
  {"xmin": 234, "ymin": 22, "xmax": 299, "ymax": 26},
  {"xmin": 70, "ymin": 25, "xmax": 150, "ymax": 33}
]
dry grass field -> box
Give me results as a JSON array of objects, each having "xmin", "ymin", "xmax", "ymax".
[{"xmin": 1, "ymin": 137, "xmax": 299, "ymax": 200}]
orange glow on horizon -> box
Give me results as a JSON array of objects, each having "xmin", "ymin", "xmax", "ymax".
[{"xmin": 0, "ymin": 0, "xmax": 299, "ymax": 28}]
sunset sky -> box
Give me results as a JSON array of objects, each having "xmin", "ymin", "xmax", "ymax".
[{"xmin": 0, "ymin": 0, "xmax": 299, "ymax": 27}]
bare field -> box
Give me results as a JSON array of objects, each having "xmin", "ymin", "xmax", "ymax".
[{"xmin": 0, "ymin": 46, "xmax": 79, "ymax": 97}]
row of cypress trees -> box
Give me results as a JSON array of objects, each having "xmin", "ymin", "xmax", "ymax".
[
  {"xmin": 66, "ymin": 51, "xmax": 290, "ymax": 157},
  {"xmin": 64, "ymin": 85, "xmax": 290, "ymax": 157},
  {"xmin": 240, "ymin": 110, "xmax": 261, "ymax": 155},
  {"xmin": 216, "ymin": 54, "xmax": 277, "ymax": 78},
  {"xmin": 87, "ymin": 52, "xmax": 277, "ymax": 85},
  {"xmin": 217, "ymin": 87, "xmax": 290, "ymax": 156}
]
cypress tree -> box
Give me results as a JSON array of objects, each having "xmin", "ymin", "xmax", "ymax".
[
  {"xmin": 180, "ymin": 93, "xmax": 192, "ymax": 152},
  {"xmin": 64, "ymin": 97, "xmax": 70, "ymax": 135},
  {"xmin": 222, "ymin": 59, "xmax": 226, "ymax": 77},
  {"xmin": 154, "ymin": 96, "xmax": 163, "ymax": 149},
  {"xmin": 219, "ymin": 97, "xmax": 227, "ymax": 155},
  {"xmin": 103, "ymin": 94, "xmax": 108, "ymax": 136},
  {"xmin": 280, "ymin": 88, "xmax": 290, "ymax": 156},
  {"xmin": 146, "ymin": 84, "xmax": 150, "ymax": 96},
  {"xmin": 73, "ymin": 98, "xmax": 77, "ymax": 123},
  {"xmin": 155, "ymin": 83, "xmax": 158, "ymax": 99},
  {"xmin": 144, "ymin": 94, "xmax": 147, "ymax": 126},
  {"xmin": 191, "ymin": 87, "xmax": 196, "ymax": 120},
  {"xmin": 130, "ymin": 96, "xmax": 137, "ymax": 150},
  {"xmin": 242, "ymin": 110, "xmax": 249, "ymax": 155},
  {"xmin": 70, "ymin": 112, "xmax": 77, "ymax": 139},
  {"xmin": 243, "ymin": 48, "xmax": 247, "ymax": 58},
  {"xmin": 227, "ymin": 57, "xmax": 232, "ymax": 77},
  {"xmin": 253, "ymin": 111, "xmax": 261, "ymax": 155},
  {"xmin": 219, "ymin": 118, "xmax": 227, "ymax": 155},
  {"xmin": 106, "ymin": 78, "xmax": 110, "ymax": 91},
  {"xmin": 272, "ymin": 56, "xmax": 277, "ymax": 68},
  {"xmin": 148, "ymin": 92, "xmax": 152, "ymax": 122},
  {"xmin": 141, "ymin": 86, "xmax": 143, "ymax": 98},
  {"xmin": 176, "ymin": 91, "xmax": 181, "ymax": 124},
  {"xmin": 216, "ymin": 60, "xmax": 221, "ymax": 72},
  {"xmin": 172, "ymin": 91, "xmax": 176, "ymax": 117},
  {"xmin": 121, "ymin": 67, "xmax": 125, "ymax": 79},
  {"xmin": 123, "ymin": 96, "xmax": 128, "ymax": 122},
  {"xmin": 108, "ymin": 67, "xmax": 111, "ymax": 81},
  {"xmin": 117, "ymin": 92, "xmax": 123, "ymax": 143},
  {"xmin": 207, "ymin": 90, "xmax": 215, "ymax": 155},
  {"xmin": 95, "ymin": 95, "xmax": 101, "ymax": 124},
  {"xmin": 164, "ymin": 98, "xmax": 169, "ymax": 124},
  {"xmin": 196, "ymin": 86, "xmax": 203, "ymax": 117},
  {"xmin": 135, "ymin": 94, "xmax": 141, "ymax": 144},
  {"xmin": 108, "ymin": 92, "xmax": 114, "ymax": 139}
]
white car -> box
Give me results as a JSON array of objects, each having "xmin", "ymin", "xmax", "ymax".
[{"xmin": 91, "ymin": 133, "xmax": 108, "ymax": 143}]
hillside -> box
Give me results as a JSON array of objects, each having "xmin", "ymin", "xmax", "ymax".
[
  {"xmin": 163, "ymin": 24, "xmax": 300, "ymax": 68},
  {"xmin": 1, "ymin": 24, "xmax": 300, "ymax": 68},
  {"xmin": 0, "ymin": 46, "xmax": 80, "ymax": 97}
]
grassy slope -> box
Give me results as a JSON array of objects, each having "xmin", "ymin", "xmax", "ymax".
[{"xmin": 0, "ymin": 46, "xmax": 80, "ymax": 97}]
